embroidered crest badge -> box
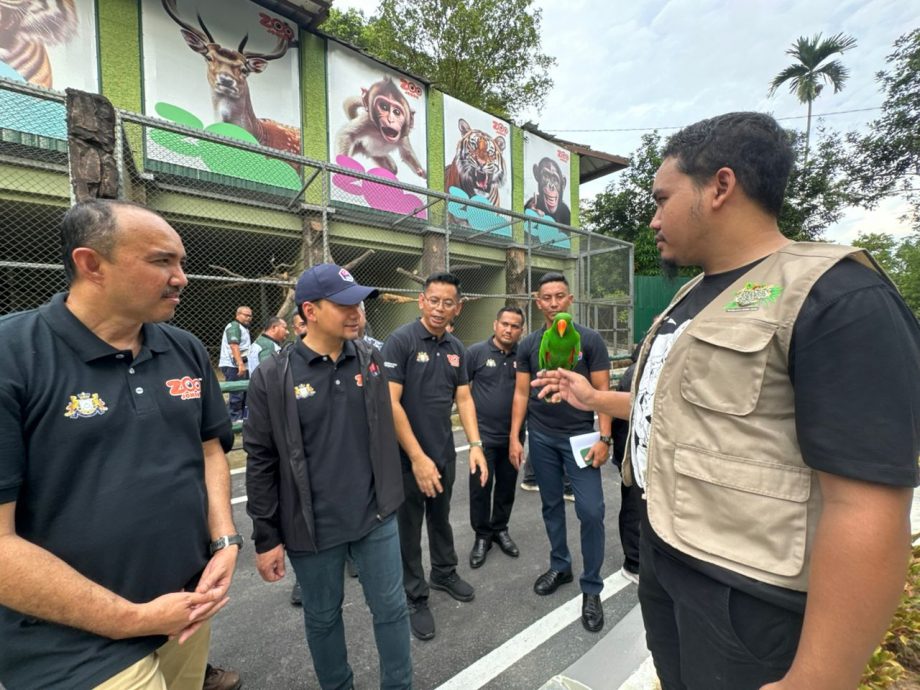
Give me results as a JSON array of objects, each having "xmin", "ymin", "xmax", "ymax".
[
  {"xmin": 485, "ymin": 358, "xmax": 497, "ymax": 368},
  {"xmin": 294, "ymin": 383, "xmax": 316, "ymax": 399},
  {"xmin": 416, "ymin": 352, "xmax": 430, "ymax": 363},
  {"xmin": 725, "ymin": 283, "xmax": 783, "ymax": 312},
  {"xmin": 447, "ymin": 354, "xmax": 461, "ymax": 367},
  {"xmin": 64, "ymin": 392, "xmax": 108, "ymax": 419}
]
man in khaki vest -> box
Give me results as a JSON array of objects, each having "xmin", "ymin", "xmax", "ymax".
[{"xmin": 534, "ymin": 112, "xmax": 919, "ymax": 690}]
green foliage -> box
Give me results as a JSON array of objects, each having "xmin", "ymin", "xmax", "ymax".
[
  {"xmin": 780, "ymin": 127, "xmax": 857, "ymax": 241},
  {"xmin": 859, "ymin": 539, "xmax": 920, "ymax": 689},
  {"xmin": 582, "ymin": 132, "xmax": 664, "ymax": 276},
  {"xmin": 319, "ymin": 0, "xmax": 556, "ymax": 119},
  {"xmin": 582, "ymin": 129, "xmax": 854, "ymax": 273},
  {"xmin": 847, "ymin": 29, "xmax": 920, "ymax": 232},
  {"xmin": 852, "ymin": 232, "xmax": 920, "ymax": 316},
  {"xmin": 769, "ymin": 32, "xmax": 858, "ymax": 166}
]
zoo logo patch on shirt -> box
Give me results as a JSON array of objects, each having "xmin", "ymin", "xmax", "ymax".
[
  {"xmin": 355, "ymin": 374, "xmax": 364, "ymax": 387},
  {"xmin": 447, "ymin": 354, "xmax": 461, "ymax": 367},
  {"xmin": 64, "ymin": 392, "xmax": 108, "ymax": 419},
  {"xmin": 368, "ymin": 361, "xmax": 380, "ymax": 376},
  {"xmin": 725, "ymin": 283, "xmax": 783, "ymax": 312},
  {"xmin": 416, "ymin": 352, "xmax": 430, "ymax": 363},
  {"xmin": 294, "ymin": 383, "xmax": 316, "ymax": 399},
  {"xmin": 166, "ymin": 376, "xmax": 202, "ymax": 400},
  {"xmin": 485, "ymin": 358, "xmax": 497, "ymax": 367}
]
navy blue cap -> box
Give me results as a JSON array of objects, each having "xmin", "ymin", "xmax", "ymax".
[{"xmin": 294, "ymin": 263, "xmax": 379, "ymax": 306}]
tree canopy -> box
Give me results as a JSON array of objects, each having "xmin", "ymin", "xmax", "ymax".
[
  {"xmin": 582, "ymin": 128, "xmax": 854, "ymax": 275},
  {"xmin": 318, "ymin": 0, "xmax": 556, "ymax": 119},
  {"xmin": 769, "ymin": 32, "xmax": 857, "ymax": 168}
]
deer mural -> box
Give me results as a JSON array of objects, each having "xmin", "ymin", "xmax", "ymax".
[{"xmin": 161, "ymin": 0, "xmax": 301, "ymax": 157}]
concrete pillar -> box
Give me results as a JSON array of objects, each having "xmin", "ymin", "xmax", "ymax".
[{"xmin": 66, "ymin": 89, "xmax": 119, "ymax": 202}]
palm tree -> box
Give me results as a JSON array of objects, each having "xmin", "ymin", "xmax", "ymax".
[{"xmin": 769, "ymin": 32, "xmax": 857, "ymax": 168}]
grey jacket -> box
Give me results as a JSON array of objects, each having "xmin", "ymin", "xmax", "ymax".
[{"xmin": 244, "ymin": 339, "xmax": 404, "ymax": 553}]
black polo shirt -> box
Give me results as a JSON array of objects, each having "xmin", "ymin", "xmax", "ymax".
[
  {"xmin": 517, "ymin": 322, "xmax": 610, "ymax": 437},
  {"xmin": 0, "ymin": 292, "xmax": 231, "ymax": 690},
  {"xmin": 289, "ymin": 339, "xmax": 377, "ymax": 552},
  {"xmin": 382, "ymin": 319, "xmax": 468, "ymax": 470},
  {"xmin": 467, "ymin": 337, "xmax": 522, "ymax": 447}
]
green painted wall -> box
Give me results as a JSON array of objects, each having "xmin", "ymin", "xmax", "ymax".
[
  {"xmin": 569, "ymin": 153, "xmax": 580, "ymax": 227},
  {"xmin": 427, "ymin": 89, "xmax": 445, "ymax": 226},
  {"xmin": 98, "ymin": 0, "xmax": 142, "ymax": 111},
  {"xmin": 511, "ymin": 125, "xmax": 525, "ymax": 243},
  {"xmin": 301, "ymin": 31, "xmax": 327, "ymax": 163}
]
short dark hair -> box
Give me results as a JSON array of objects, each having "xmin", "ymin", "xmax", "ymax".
[
  {"xmin": 263, "ymin": 316, "xmax": 284, "ymax": 331},
  {"xmin": 424, "ymin": 271, "xmax": 462, "ymax": 298},
  {"xmin": 496, "ymin": 305, "xmax": 525, "ymax": 322},
  {"xmin": 60, "ymin": 199, "xmax": 160, "ymax": 284},
  {"xmin": 538, "ymin": 272, "xmax": 568, "ymax": 289},
  {"xmin": 662, "ymin": 112, "xmax": 794, "ymax": 217}
]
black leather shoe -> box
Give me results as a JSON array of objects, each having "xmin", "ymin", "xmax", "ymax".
[
  {"xmin": 493, "ymin": 530, "xmax": 519, "ymax": 557},
  {"xmin": 533, "ymin": 568, "xmax": 573, "ymax": 595},
  {"xmin": 582, "ymin": 593, "xmax": 604, "ymax": 632},
  {"xmin": 470, "ymin": 536, "xmax": 491, "ymax": 568}
]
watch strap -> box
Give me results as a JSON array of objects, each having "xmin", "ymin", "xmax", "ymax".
[{"xmin": 210, "ymin": 533, "xmax": 244, "ymax": 555}]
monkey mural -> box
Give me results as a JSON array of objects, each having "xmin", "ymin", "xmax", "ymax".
[
  {"xmin": 334, "ymin": 76, "xmax": 426, "ymax": 179},
  {"xmin": 525, "ymin": 157, "xmax": 571, "ymax": 225}
]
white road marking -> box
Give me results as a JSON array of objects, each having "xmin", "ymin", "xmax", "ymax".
[{"xmin": 434, "ymin": 572, "xmax": 631, "ymax": 690}]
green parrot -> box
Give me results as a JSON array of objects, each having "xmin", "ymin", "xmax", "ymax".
[{"xmin": 538, "ymin": 312, "xmax": 581, "ymax": 371}]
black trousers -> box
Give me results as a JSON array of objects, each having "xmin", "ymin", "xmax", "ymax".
[
  {"xmin": 614, "ymin": 462, "xmax": 642, "ymax": 572},
  {"xmin": 220, "ymin": 366, "xmax": 248, "ymax": 422},
  {"xmin": 397, "ymin": 459, "xmax": 458, "ymax": 601},
  {"xmin": 638, "ymin": 529, "xmax": 803, "ymax": 690},
  {"xmin": 469, "ymin": 444, "xmax": 519, "ymax": 539}
]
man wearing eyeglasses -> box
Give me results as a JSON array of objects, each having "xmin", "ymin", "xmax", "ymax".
[{"xmin": 382, "ymin": 272, "xmax": 489, "ymax": 642}]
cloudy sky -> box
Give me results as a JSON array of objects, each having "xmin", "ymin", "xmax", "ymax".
[{"xmin": 331, "ymin": 0, "xmax": 919, "ymax": 243}]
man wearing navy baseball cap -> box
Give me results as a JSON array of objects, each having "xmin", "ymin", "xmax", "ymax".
[{"xmin": 244, "ymin": 264, "xmax": 411, "ymax": 689}]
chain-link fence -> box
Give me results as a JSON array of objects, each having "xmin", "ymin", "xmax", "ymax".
[
  {"xmin": 0, "ymin": 80, "xmax": 633, "ymax": 360},
  {"xmin": 0, "ymin": 80, "xmax": 70, "ymax": 315}
]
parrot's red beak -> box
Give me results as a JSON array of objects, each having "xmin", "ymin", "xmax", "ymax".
[{"xmin": 556, "ymin": 319, "xmax": 567, "ymax": 337}]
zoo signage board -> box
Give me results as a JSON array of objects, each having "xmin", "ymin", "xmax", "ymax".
[
  {"xmin": 0, "ymin": 0, "xmax": 98, "ymax": 140},
  {"xmin": 523, "ymin": 132, "xmax": 573, "ymax": 248},
  {"xmin": 140, "ymin": 0, "xmax": 303, "ymax": 190},
  {"xmin": 441, "ymin": 94, "xmax": 512, "ymax": 233},
  {"xmin": 326, "ymin": 42, "xmax": 429, "ymax": 218}
]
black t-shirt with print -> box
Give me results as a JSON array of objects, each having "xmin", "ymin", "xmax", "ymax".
[{"xmin": 639, "ymin": 257, "xmax": 920, "ymax": 612}]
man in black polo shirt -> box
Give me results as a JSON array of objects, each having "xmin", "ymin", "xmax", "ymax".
[
  {"xmin": 509, "ymin": 272, "xmax": 612, "ymax": 633},
  {"xmin": 466, "ymin": 305, "xmax": 526, "ymax": 569},
  {"xmin": 0, "ymin": 199, "xmax": 239, "ymax": 690},
  {"xmin": 244, "ymin": 263, "xmax": 411, "ymax": 690},
  {"xmin": 382, "ymin": 272, "xmax": 489, "ymax": 641}
]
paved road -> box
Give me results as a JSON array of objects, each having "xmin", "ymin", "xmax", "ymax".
[{"xmin": 214, "ymin": 429, "xmax": 641, "ymax": 690}]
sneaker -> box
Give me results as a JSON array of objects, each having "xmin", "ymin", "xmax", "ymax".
[
  {"xmin": 430, "ymin": 571, "xmax": 475, "ymax": 602},
  {"xmin": 204, "ymin": 664, "xmax": 242, "ymax": 690},
  {"xmin": 520, "ymin": 480, "xmax": 540, "ymax": 492},
  {"xmin": 563, "ymin": 487, "xmax": 575, "ymax": 502},
  {"xmin": 408, "ymin": 599, "xmax": 435, "ymax": 640},
  {"xmin": 619, "ymin": 566, "xmax": 640, "ymax": 585}
]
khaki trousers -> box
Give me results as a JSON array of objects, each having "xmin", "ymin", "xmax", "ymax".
[{"xmin": 93, "ymin": 620, "xmax": 210, "ymax": 690}]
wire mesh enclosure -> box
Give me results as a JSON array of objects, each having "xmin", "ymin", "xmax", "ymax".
[{"xmin": 0, "ymin": 80, "xmax": 634, "ymax": 361}]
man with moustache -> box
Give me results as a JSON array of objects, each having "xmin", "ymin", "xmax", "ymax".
[
  {"xmin": 466, "ymin": 306, "xmax": 526, "ymax": 569},
  {"xmin": 382, "ymin": 272, "xmax": 489, "ymax": 641},
  {"xmin": 248, "ymin": 317, "xmax": 288, "ymax": 373},
  {"xmin": 245, "ymin": 263, "xmax": 411, "ymax": 689},
  {"xmin": 509, "ymin": 272, "xmax": 612, "ymax": 633},
  {"xmin": 0, "ymin": 199, "xmax": 238, "ymax": 690},
  {"xmin": 532, "ymin": 112, "xmax": 919, "ymax": 690}
]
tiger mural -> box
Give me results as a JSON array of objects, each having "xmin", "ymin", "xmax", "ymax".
[
  {"xmin": 0, "ymin": 0, "xmax": 78, "ymax": 89},
  {"xmin": 444, "ymin": 118, "xmax": 506, "ymax": 207}
]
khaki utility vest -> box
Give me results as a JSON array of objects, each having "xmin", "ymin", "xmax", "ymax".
[{"xmin": 627, "ymin": 242, "xmax": 880, "ymax": 591}]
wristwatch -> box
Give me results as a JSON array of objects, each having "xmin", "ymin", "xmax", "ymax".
[
  {"xmin": 209, "ymin": 534, "xmax": 244, "ymax": 555},
  {"xmin": 599, "ymin": 435, "xmax": 613, "ymax": 446},
  {"xmin": 469, "ymin": 440, "xmax": 483, "ymax": 448}
]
